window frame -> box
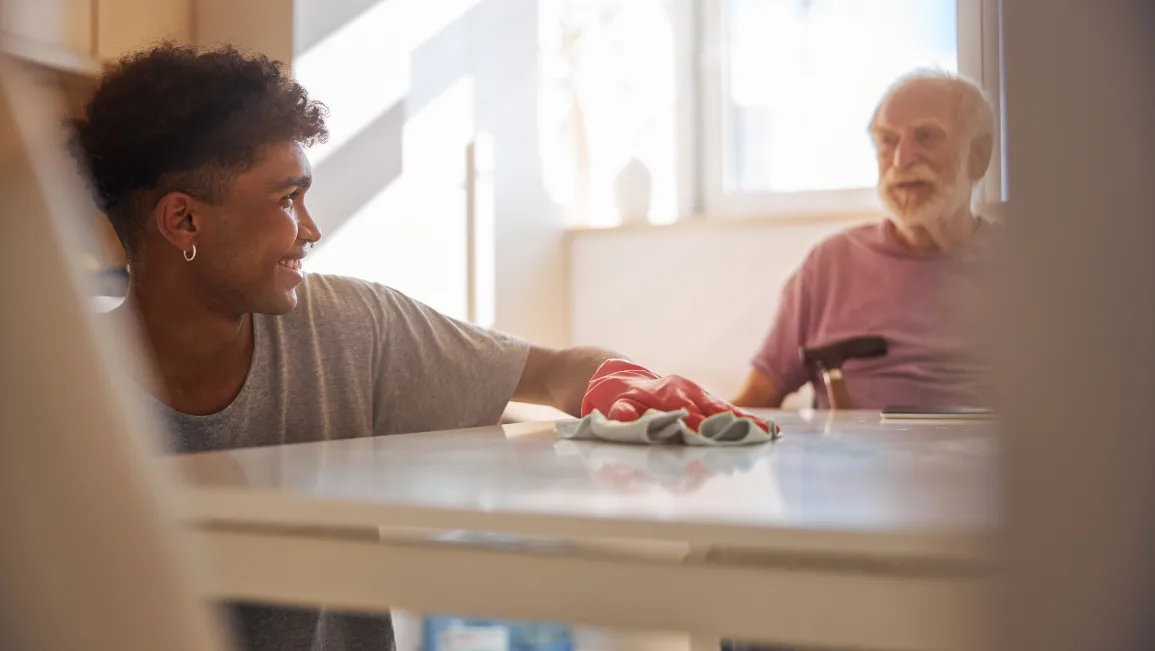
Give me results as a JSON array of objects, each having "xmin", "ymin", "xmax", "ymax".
[{"xmin": 691, "ymin": 0, "xmax": 1005, "ymax": 220}]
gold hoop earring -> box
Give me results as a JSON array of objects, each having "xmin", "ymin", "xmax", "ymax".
[{"xmin": 183, "ymin": 244, "xmax": 197, "ymax": 262}]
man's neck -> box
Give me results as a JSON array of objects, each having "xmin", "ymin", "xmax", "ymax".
[
  {"xmin": 891, "ymin": 204, "xmax": 980, "ymax": 255},
  {"xmin": 119, "ymin": 275, "xmax": 254, "ymax": 414}
]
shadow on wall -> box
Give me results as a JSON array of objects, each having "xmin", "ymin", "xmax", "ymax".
[
  {"xmin": 308, "ymin": 101, "xmax": 405, "ymax": 238},
  {"xmin": 296, "ymin": 0, "xmax": 569, "ymax": 344}
]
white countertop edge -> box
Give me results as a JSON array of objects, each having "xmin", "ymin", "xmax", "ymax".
[{"xmin": 176, "ymin": 487, "xmax": 995, "ymax": 567}]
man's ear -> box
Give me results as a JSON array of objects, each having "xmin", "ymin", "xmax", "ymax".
[
  {"xmin": 153, "ymin": 191, "xmax": 201, "ymax": 254},
  {"xmin": 968, "ymin": 133, "xmax": 994, "ymax": 182}
]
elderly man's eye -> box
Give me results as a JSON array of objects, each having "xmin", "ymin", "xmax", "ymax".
[
  {"xmin": 916, "ymin": 129, "xmax": 941, "ymax": 145},
  {"xmin": 874, "ymin": 133, "xmax": 898, "ymax": 149}
]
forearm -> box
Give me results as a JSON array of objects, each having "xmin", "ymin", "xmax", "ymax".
[
  {"xmin": 549, "ymin": 346, "xmax": 624, "ymax": 416},
  {"xmin": 514, "ymin": 345, "xmax": 624, "ymax": 417},
  {"xmin": 731, "ymin": 368, "xmax": 786, "ymax": 408}
]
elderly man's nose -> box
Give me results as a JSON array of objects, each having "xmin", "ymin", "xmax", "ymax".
[{"xmin": 893, "ymin": 138, "xmax": 918, "ymax": 169}]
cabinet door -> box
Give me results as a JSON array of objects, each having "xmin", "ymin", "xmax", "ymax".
[
  {"xmin": 0, "ymin": 0, "xmax": 94, "ymax": 60},
  {"xmin": 94, "ymin": 0, "xmax": 190, "ymax": 61}
]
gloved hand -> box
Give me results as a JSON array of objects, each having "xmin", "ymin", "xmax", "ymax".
[{"xmin": 581, "ymin": 359, "xmax": 775, "ymax": 435}]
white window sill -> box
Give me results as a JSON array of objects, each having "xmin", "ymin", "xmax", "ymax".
[
  {"xmin": 565, "ymin": 209, "xmax": 883, "ymax": 237},
  {"xmin": 565, "ymin": 200, "xmax": 1007, "ymax": 237}
]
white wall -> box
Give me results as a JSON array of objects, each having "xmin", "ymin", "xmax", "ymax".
[
  {"xmin": 569, "ymin": 216, "xmax": 874, "ymax": 399},
  {"xmin": 473, "ymin": 0, "xmax": 569, "ymax": 347},
  {"xmin": 201, "ymin": 0, "xmax": 569, "ymax": 345},
  {"xmin": 293, "ymin": 0, "xmax": 567, "ymax": 345}
]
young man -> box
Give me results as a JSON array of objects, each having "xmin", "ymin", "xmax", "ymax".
[
  {"xmin": 733, "ymin": 70, "xmax": 998, "ymax": 410},
  {"xmin": 70, "ymin": 44, "xmax": 759, "ymax": 651}
]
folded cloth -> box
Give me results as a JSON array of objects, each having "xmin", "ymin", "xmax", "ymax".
[
  {"xmin": 556, "ymin": 359, "xmax": 781, "ymax": 446},
  {"xmin": 556, "ymin": 408, "xmax": 776, "ymax": 445}
]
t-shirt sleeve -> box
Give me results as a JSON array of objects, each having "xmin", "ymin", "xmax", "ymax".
[
  {"xmin": 751, "ymin": 266, "xmax": 813, "ymax": 395},
  {"xmin": 368, "ymin": 284, "xmax": 531, "ymax": 435}
]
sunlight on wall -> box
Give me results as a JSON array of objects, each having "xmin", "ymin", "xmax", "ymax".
[
  {"xmin": 295, "ymin": 0, "xmax": 496, "ymax": 323},
  {"xmin": 471, "ymin": 131, "xmax": 497, "ymax": 329},
  {"xmin": 307, "ymin": 79, "xmax": 477, "ymax": 321},
  {"xmin": 538, "ymin": 0, "xmax": 677, "ymax": 228},
  {"xmin": 294, "ymin": 0, "xmax": 482, "ymax": 166}
]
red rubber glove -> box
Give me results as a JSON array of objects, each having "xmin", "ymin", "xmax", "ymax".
[{"xmin": 581, "ymin": 359, "xmax": 773, "ymax": 434}]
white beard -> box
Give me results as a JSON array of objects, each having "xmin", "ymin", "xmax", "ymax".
[{"xmin": 880, "ymin": 157, "xmax": 974, "ymax": 229}]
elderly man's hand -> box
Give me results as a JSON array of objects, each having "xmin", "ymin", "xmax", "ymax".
[{"xmin": 581, "ymin": 359, "xmax": 774, "ymax": 434}]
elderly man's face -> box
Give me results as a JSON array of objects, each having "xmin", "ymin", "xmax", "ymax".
[{"xmin": 871, "ymin": 81, "xmax": 974, "ymax": 228}]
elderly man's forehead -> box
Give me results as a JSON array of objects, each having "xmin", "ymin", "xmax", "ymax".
[{"xmin": 875, "ymin": 79, "xmax": 964, "ymax": 130}]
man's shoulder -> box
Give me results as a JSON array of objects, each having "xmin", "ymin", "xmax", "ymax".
[
  {"xmin": 801, "ymin": 221, "xmax": 886, "ymax": 268},
  {"xmin": 277, "ymin": 275, "xmax": 395, "ymax": 333},
  {"xmin": 818, "ymin": 221, "xmax": 884, "ymax": 249},
  {"xmin": 290, "ymin": 274, "xmax": 441, "ymax": 330},
  {"xmin": 296, "ymin": 273, "xmax": 398, "ymax": 310},
  {"xmin": 299, "ymin": 272, "xmax": 365, "ymax": 295}
]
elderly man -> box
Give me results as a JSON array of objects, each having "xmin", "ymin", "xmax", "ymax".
[{"xmin": 733, "ymin": 70, "xmax": 997, "ymax": 410}]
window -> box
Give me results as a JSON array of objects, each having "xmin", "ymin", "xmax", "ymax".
[
  {"xmin": 538, "ymin": 0, "xmax": 681, "ymax": 227},
  {"xmin": 700, "ymin": 0, "xmax": 1003, "ymax": 218},
  {"xmin": 538, "ymin": 0, "xmax": 1003, "ymax": 225}
]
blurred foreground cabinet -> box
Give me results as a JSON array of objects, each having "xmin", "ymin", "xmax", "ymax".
[
  {"xmin": 1, "ymin": 0, "xmax": 206, "ymax": 283},
  {"xmin": 1, "ymin": 40, "xmax": 129, "ymax": 286}
]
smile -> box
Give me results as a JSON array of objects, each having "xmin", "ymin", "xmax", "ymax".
[{"xmin": 279, "ymin": 258, "xmax": 303, "ymax": 271}]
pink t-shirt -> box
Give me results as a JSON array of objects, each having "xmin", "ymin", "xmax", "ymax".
[{"xmin": 752, "ymin": 220, "xmax": 996, "ymax": 409}]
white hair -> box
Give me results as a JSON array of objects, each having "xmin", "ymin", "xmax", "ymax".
[{"xmin": 869, "ymin": 68, "xmax": 995, "ymax": 141}]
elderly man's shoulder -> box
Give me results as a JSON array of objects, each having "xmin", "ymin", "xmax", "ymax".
[
  {"xmin": 806, "ymin": 221, "xmax": 888, "ymax": 262},
  {"xmin": 786, "ymin": 221, "xmax": 896, "ymax": 283}
]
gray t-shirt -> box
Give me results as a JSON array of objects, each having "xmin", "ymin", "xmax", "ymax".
[{"xmin": 153, "ymin": 274, "xmax": 531, "ymax": 651}]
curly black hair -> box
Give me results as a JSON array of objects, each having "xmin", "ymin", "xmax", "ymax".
[{"xmin": 68, "ymin": 43, "xmax": 329, "ymax": 259}]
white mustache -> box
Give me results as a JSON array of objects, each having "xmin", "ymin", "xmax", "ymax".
[{"xmin": 885, "ymin": 165, "xmax": 940, "ymax": 187}]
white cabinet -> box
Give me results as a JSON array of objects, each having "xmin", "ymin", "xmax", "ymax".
[
  {"xmin": 0, "ymin": 0, "xmax": 191, "ymax": 75},
  {"xmin": 0, "ymin": 0, "xmax": 96, "ymax": 73},
  {"xmin": 0, "ymin": 0, "xmax": 92, "ymax": 54}
]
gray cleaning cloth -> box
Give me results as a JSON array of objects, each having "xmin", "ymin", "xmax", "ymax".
[{"xmin": 555, "ymin": 409, "xmax": 780, "ymax": 446}]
